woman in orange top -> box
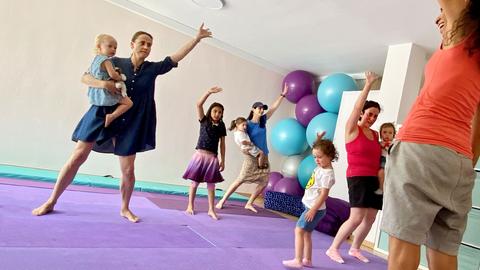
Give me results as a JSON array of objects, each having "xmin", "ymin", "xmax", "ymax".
[{"xmin": 382, "ymin": 1, "xmax": 480, "ymax": 270}]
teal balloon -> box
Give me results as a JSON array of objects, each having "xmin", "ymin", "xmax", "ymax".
[
  {"xmin": 317, "ymin": 73, "xmax": 357, "ymax": 113},
  {"xmin": 297, "ymin": 155, "xmax": 317, "ymax": 188},
  {"xmin": 306, "ymin": 112, "xmax": 338, "ymax": 146},
  {"xmin": 270, "ymin": 118, "xmax": 308, "ymax": 156}
]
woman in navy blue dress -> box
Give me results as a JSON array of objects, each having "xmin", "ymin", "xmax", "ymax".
[{"xmin": 32, "ymin": 24, "xmax": 212, "ymax": 222}]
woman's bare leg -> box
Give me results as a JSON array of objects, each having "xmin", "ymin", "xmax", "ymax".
[
  {"xmin": 215, "ymin": 180, "xmax": 242, "ymax": 209},
  {"xmin": 119, "ymin": 154, "xmax": 139, "ymax": 223},
  {"xmin": 32, "ymin": 141, "xmax": 94, "ymax": 216},
  {"xmin": 326, "ymin": 207, "xmax": 368, "ymax": 263},
  {"xmin": 244, "ymin": 182, "xmax": 267, "ymax": 213}
]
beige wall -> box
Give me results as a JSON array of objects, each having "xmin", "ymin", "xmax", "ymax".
[{"xmin": 0, "ymin": 0, "xmax": 292, "ymax": 193}]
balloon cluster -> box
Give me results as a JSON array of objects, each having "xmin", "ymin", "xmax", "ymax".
[{"xmin": 267, "ymin": 70, "xmax": 357, "ymax": 196}]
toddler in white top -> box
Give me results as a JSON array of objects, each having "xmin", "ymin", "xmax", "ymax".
[
  {"xmin": 229, "ymin": 117, "xmax": 267, "ymax": 168},
  {"xmin": 283, "ymin": 132, "xmax": 338, "ymax": 269}
]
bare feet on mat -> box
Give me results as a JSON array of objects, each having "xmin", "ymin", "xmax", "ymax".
[
  {"xmin": 326, "ymin": 248, "xmax": 345, "ymax": 264},
  {"xmin": 244, "ymin": 203, "xmax": 258, "ymax": 213},
  {"xmin": 282, "ymin": 259, "xmax": 303, "ymax": 269},
  {"xmin": 302, "ymin": 259, "xmax": 313, "ymax": 268},
  {"xmin": 185, "ymin": 207, "xmax": 195, "ymax": 215},
  {"xmin": 348, "ymin": 248, "xmax": 370, "ymax": 263},
  {"xmin": 215, "ymin": 201, "xmax": 224, "ymax": 209},
  {"xmin": 120, "ymin": 209, "xmax": 139, "ymax": 223},
  {"xmin": 208, "ymin": 210, "xmax": 219, "ymax": 220},
  {"xmin": 32, "ymin": 201, "xmax": 55, "ymax": 216}
]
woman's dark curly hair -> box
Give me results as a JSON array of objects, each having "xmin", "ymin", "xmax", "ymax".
[{"xmin": 449, "ymin": 0, "xmax": 480, "ymax": 56}]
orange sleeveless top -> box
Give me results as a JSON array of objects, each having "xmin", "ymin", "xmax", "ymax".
[{"xmin": 397, "ymin": 35, "xmax": 480, "ymax": 159}]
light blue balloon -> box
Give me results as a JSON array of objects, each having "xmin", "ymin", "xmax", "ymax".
[
  {"xmin": 297, "ymin": 155, "xmax": 317, "ymax": 189},
  {"xmin": 270, "ymin": 118, "xmax": 308, "ymax": 156},
  {"xmin": 317, "ymin": 73, "xmax": 357, "ymax": 113},
  {"xmin": 306, "ymin": 112, "xmax": 338, "ymax": 146}
]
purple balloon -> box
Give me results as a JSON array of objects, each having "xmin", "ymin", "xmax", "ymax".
[
  {"xmin": 295, "ymin": 94, "xmax": 326, "ymax": 127},
  {"xmin": 264, "ymin": 171, "xmax": 283, "ymax": 195},
  {"xmin": 282, "ymin": 70, "xmax": 315, "ymax": 103},
  {"xmin": 273, "ymin": 177, "xmax": 304, "ymax": 197}
]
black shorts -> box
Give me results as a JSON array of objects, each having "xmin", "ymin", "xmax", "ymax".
[{"xmin": 347, "ymin": 176, "xmax": 383, "ymax": 210}]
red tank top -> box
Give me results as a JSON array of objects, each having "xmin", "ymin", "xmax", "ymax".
[{"xmin": 346, "ymin": 126, "xmax": 381, "ymax": 177}]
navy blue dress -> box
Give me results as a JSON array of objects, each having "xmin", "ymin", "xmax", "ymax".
[{"xmin": 72, "ymin": 56, "xmax": 177, "ymax": 156}]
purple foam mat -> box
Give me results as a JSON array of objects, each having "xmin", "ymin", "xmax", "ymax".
[
  {"xmin": 1, "ymin": 247, "xmax": 386, "ymax": 270},
  {"xmin": 0, "ymin": 181, "xmax": 387, "ymax": 270},
  {"xmin": 147, "ymin": 195, "xmax": 281, "ymax": 218}
]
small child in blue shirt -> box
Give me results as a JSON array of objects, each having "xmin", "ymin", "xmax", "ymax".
[{"xmin": 87, "ymin": 34, "xmax": 132, "ymax": 128}]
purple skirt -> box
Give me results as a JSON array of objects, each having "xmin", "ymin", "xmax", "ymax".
[{"xmin": 182, "ymin": 150, "xmax": 224, "ymax": 183}]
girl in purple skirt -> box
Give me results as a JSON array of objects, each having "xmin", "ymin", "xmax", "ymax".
[{"xmin": 183, "ymin": 86, "xmax": 226, "ymax": 220}]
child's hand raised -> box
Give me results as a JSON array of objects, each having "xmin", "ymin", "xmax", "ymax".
[
  {"xmin": 316, "ymin": 131, "xmax": 326, "ymax": 140},
  {"xmin": 208, "ymin": 86, "xmax": 223, "ymax": 94}
]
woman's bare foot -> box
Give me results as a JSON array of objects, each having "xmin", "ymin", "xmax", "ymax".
[
  {"xmin": 120, "ymin": 209, "xmax": 139, "ymax": 223},
  {"xmin": 244, "ymin": 203, "xmax": 258, "ymax": 213},
  {"xmin": 326, "ymin": 248, "xmax": 345, "ymax": 264},
  {"xmin": 215, "ymin": 200, "xmax": 224, "ymax": 209},
  {"xmin": 105, "ymin": 114, "xmax": 114, "ymax": 128},
  {"xmin": 185, "ymin": 207, "xmax": 195, "ymax": 215},
  {"xmin": 208, "ymin": 210, "xmax": 219, "ymax": 220},
  {"xmin": 32, "ymin": 201, "xmax": 55, "ymax": 216}
]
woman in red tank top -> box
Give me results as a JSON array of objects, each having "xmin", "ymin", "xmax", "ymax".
[{"xmin": 326, "ymin": 71, "xmax": 382, "ymax": 264}]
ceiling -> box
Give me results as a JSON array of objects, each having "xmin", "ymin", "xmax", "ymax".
[{"xmin": 107, "ymin": 0, "xmax": 441, "ymax": 78}]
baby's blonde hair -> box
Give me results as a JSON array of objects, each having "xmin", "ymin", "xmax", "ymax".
[{"xmin": 93, "ymin": 34, "xmax": 114, "ymax": 54}]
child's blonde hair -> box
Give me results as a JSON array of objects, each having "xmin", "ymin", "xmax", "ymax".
[{"xmin": 93, "ymin": 34, "xmax": 114, "ymax": 54}]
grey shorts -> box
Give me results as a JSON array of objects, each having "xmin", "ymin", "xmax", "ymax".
[{"xmin": 381, "ymin": 141, "xmax": 476, "ymax": 255}]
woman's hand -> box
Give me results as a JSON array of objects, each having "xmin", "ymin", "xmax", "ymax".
[
  {"xmin": 281, "ymin": 83, "xmax": 289, "ymax": 96},
  {"xmin": 208, "ymin": 86, "xmax": 223, "ymax": 94},
  {"xmin": 365, "ymin": 71, "xmax": 379, "ymax": 86},
  {"xmin": 104, "ymin": 80, "xmax": 121, "ymax": 95},
  {"xmin": 195, "ymin": 23, "xmax": 212, "ymax": 42}
]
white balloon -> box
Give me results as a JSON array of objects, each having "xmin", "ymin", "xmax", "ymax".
[{"xmin": 281, "ymin": 155, "xmax": 303, "ymax": 177}]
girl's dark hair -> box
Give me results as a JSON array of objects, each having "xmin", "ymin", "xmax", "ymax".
[
  {"xmin": 131, "ymin": 31, "xmax": 153, "ymax": 42},
  {"xmin": 247, "ymin": 111, "xmax": 266, "ymax": 128},
  {"xmin": 312, "ymin": 139, "xmax": 338, "ymax": 162},
  {"xmin": 450, "ymin": 0, "xmax": 480, "ymax": 56},
  {"xmin": 379, "ymin": 122, "xmax": 397, "ymax": 137},
  {"xmin": 205, "ymin": 102, "xmax": 224, "ymax": 123},
  {"xmin": 229, "ymin": 117, "xmax": 247, "ymax": 131}
]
